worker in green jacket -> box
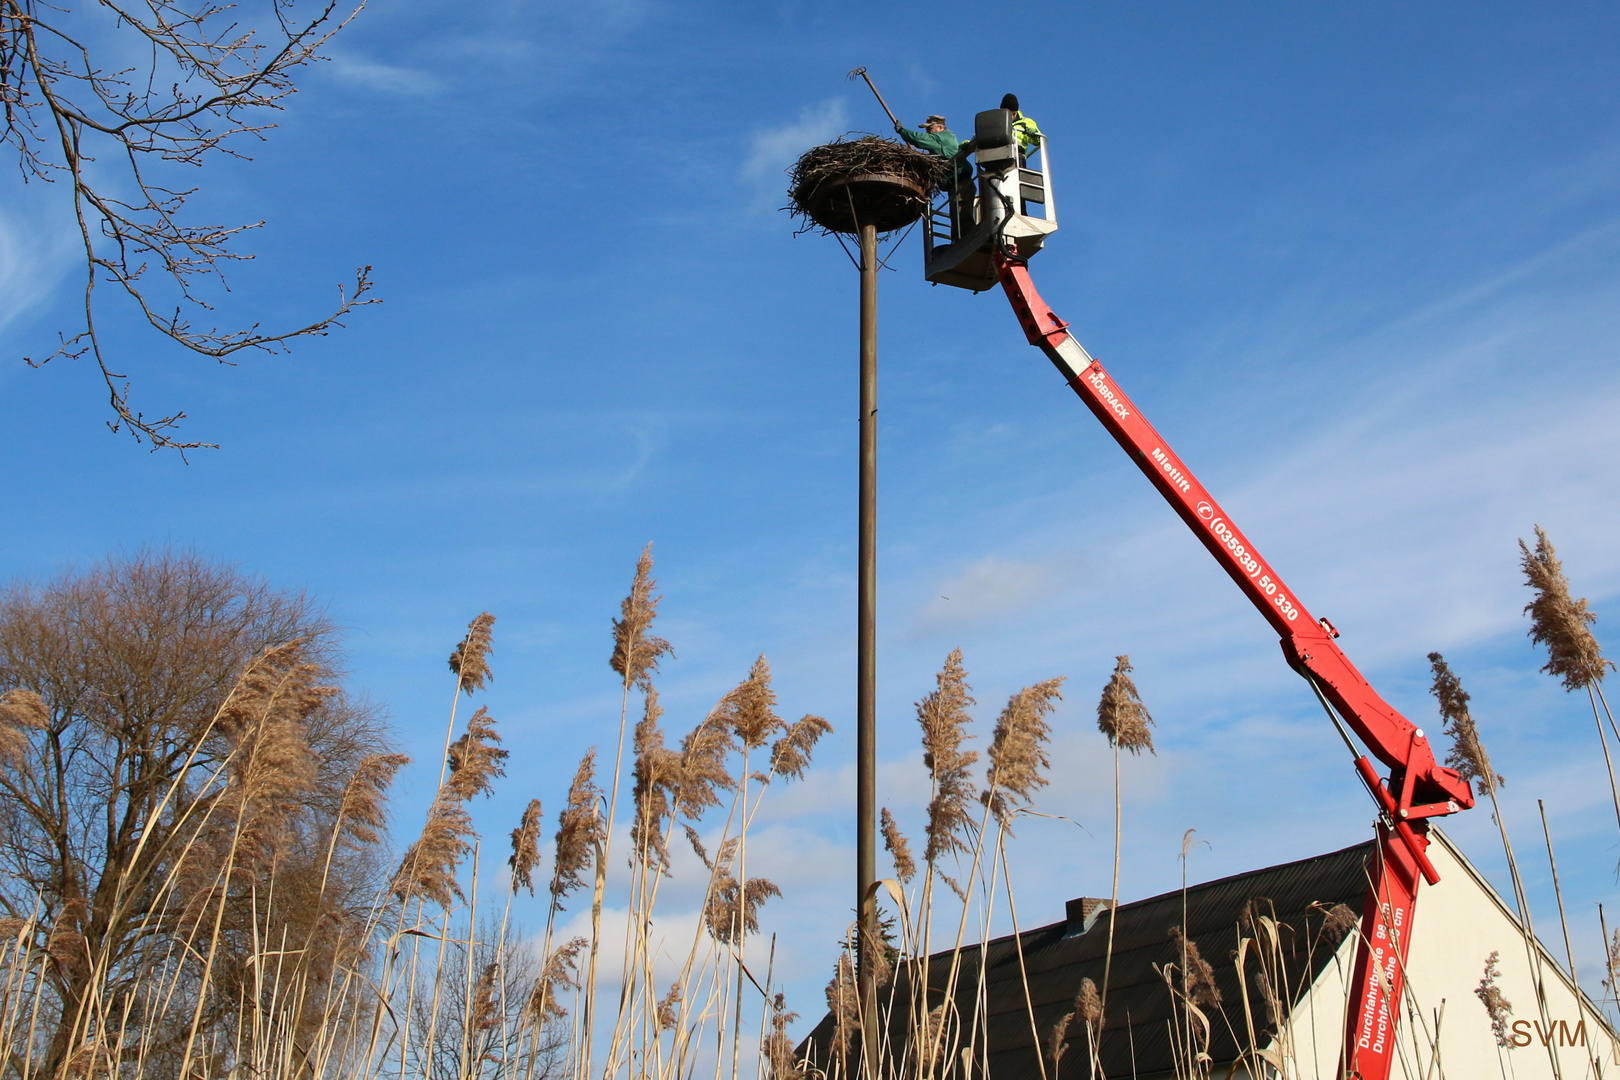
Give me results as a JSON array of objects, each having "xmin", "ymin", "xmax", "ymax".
[
  {"xmin": 896, "ymin": 115, "xmax": 972, "ymax": 182},
  {"xmin": 1000, "ymin": 93, "xmax": 1042, "ymax": 162},
  {"xmin": 896, "ymin": 114, "xmax": 975, "ymax": 231}
]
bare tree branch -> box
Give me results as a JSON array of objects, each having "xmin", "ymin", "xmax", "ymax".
[{"xmin": 2, "ymin": 0, "xmax": 378, "ymax": 452}]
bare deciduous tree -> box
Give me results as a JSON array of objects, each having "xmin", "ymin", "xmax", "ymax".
[
  {"xmin": 0, "ymin": 549, "xmax": 401, "ymax": 1076},
  {"xmin": 1, "ymin": 0, "xmax": 377, "ymax": 451}
]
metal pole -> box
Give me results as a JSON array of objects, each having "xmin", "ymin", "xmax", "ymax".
[{"xmin": 856, "ymin": 219, "xmax": 880, "ymax": 1077}]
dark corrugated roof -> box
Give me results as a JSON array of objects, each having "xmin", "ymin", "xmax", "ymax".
[{"xmin": 800, "ymin": 840, "xmax": 1373, "ymax": 1079}]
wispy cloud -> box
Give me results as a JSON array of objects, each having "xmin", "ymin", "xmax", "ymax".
[
  {"xmin": 914, "ymin": 554, "xmax": 1089, "ymax": 631},
  {"xmin": 744, "ymin": 98, "xmax": 847, "ymax": 185},
  {"xmin": 0, "ymin": 201, "xmax": 76, "ymax": 340},
  {"xmin": 325, "ymin": 50, "xmax": 442, "ymax": 95}
]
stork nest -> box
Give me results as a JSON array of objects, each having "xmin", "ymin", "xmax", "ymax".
[{"xmin": 788, "ymin": 134, "xmax": 945, "ymax": 235}]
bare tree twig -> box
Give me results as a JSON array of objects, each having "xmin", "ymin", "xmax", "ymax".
[{"xmin": 2, "ymin": 0, "xmax": 379, "ymax": 452}]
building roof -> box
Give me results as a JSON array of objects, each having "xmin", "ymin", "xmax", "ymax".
[{"xmin": 801, "ymin": 841, "xmax": 1374, "ymax": 1079}]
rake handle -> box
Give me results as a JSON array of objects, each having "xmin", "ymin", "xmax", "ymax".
[{"xmin": 850, "ymin": 67, "xmax": 901, "ymax": 130}]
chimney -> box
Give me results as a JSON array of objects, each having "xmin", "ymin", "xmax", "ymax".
[{"xmin": 1065, "ymin": 897, "xmax": 1112, "ymax": 934}]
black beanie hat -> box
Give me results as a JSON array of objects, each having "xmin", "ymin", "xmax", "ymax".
[{"xmin": 1001, "ymin": 93, "xmax": 1019, "ymax": 112}]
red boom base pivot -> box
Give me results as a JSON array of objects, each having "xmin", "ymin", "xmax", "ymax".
[
  {"xmin": 989, "ymin": 248, "xmax": 1473, "ymax": 1080},
  {"xmin": 1344, "ymin": 824, "xmax": 1427, "ymax": 1080}
]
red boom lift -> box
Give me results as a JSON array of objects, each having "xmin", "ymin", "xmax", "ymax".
[{"xmin": 922, "ymin": 108, "xmax": 1477, "ymax": 1080}]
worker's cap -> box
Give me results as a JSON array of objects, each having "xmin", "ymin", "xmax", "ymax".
[{"xmin": 922, "ymin": 114, "xmax": 947, "ymax": 126}]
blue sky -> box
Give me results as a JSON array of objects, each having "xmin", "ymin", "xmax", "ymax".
[{"xmin": 4, "ymin": 0, "xmax": 1620, "ymax": 1046}]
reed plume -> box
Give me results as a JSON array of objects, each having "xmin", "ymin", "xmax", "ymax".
[
  {"xmin": 0, "ymin": 688, "xmax": 46, "ymax": 765},
  {"xmin": 718, "ymin": 655, "xmax": 786, "ymax": 749},
  {"xmin": 1427, "ymin": 653, "xmax": 1502, "ymax": 793},
  {"xmin": 390, "ymin": 704, "xmax": 504, "ymax": 901},
  {"xmin": 822, "ymin": 950, "xmax": 859, "ymax": 1059},
  {"xmin": 656, "ymin": 983, "xmax": 682, "ymax": 1031},
  {"xmin": 880, "ymin": 808, "xmax": 916, "ymax": 884},
  {"xmin": 1430, "ymin": 653, "xmax": 1564, "ymax": 1075},
  {"xmin": 1601, "ymin": 927, "xmax": 1620, "ymax": 997},
  {"xmin": 610, "ymin": 544, "xmax": 674, "ymax": 692},
  {"xmin": 983, "ymin": 678, "xmax": 1065, "ymax": 825},
  {"xmin": 1475, "ymin": 951, "xmax": 1514, "ymax": 1047},
  {"xmin": 770, "ymin": 713, "xmax": 833, "ymax": 781},
  {"xmin": 1076, "ymin": 977, "xmax": 1102, "ymax": 1025},
  {"xmin": 333, "ymin": 751, "xmax": 411, "ymax": 848},
  {"xmin": 917, "ymin": 649, "xmax": 978, "ymax": 863},
  {"xmin": 469, "ymin": 961, "xmax": 501, "ymax": 1038},
  {"xmin": 550, "ymin": 751, "xmax": 604, "ymax": 905},
  {"xmin": 1321, "ymin": 903, "xmax": 1359, "ymax": 943},
  {"xmin": 525, "ymin": 937, "xmax": 587, "ymax": 1024},
  {"xmin": 684, "ymin": 823, "xmax": 711, "ymax": 868},
  {"xmin": 703, "ymin": 839, "xmax": 781, "ymax": 944},
  {"xmin": 392, "ymin": 709, "xmax": 498, "ymax": 906},
  {"xmin": 509, "ymin": 799, "xmax": 544, "ymax": 895},
  {"xmin": 1520, "ymin": 526, "xmax": 1613, "ymax": 690},
  {"xmin": 764, "ymin": 993, "xmax": 802, "ymax": 1080},
  {"xmin": 675, "ymin": 708, "xmax": 736, "ymax": 818},
  {"xmin": 208, "ymin": 641, "xmax": 328, "ymax": 872},
  {"xmin": 449, "ymin": 612, "xmax": 496, "ymax": 694},
  {"xmin": 1169, "ymin": 927, "xmax": 1221, "ymax": 1007},
  {"xmin": 1046, "ymin": 1009, "xmax": 1072, "ymax": 1072},
  {"xmin": 1097, "ymin": 655, "xmax": 1154, "ymax": 754},
  {"xmin": 445, "ymin": 706, "xmax": 508, "ymax": 801},
  {"xmin": 631, "ymin": 690, "xmax": 679, "ymax": 872},
  {"xmin": 391, "ymin": 798, "xmax": 474, "ymax": 907},
  {"xmin": 703, "ymin": 875, "xmax": 782, "ymax": 944}
]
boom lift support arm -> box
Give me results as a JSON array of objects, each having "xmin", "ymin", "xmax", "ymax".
[{"xmin": 991, "ymin": 248, "xmax": 1475, "ymax": 1080}]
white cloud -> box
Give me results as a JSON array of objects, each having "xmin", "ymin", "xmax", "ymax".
[
  {"xmin": 914, "ymin": 555, "xmax": 1089, "ymax": 631},
  {"xmin": 744, "ymin": 99, "xmax": 847, "ymax": 183},
  {"xmin": 326, "ymin": 50, "xmax": 442, "ymax": 95},
  {"xmin": 0, "ymin": 201, "xmax": 76, "ymax": 339}
]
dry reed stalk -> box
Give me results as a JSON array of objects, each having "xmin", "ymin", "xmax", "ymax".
[
  {"xmin": 918, "ymin": 649, "xmax": 979, "ymax": 867},
  {"xmin": 615, "ymin": 698, "xmax": 737, "ymax": 1080},
  {"xmin": 586, "ymin": 545, "xmax": 674, "ymax": 1080},
  {"xmin": 550, "ymin": 751, "xmax": 604, "ymax": 913},
  {"xmin": 716, "ymin": 660, "xmax": 784, "ymax": 1080},
  {"xmin": 713, "ymin": 657, "xmax": 786, "ymax": 1080},
  {"xmin": 437, "ymin": 613, "xmax": 496, "ymax": 797},
  {"xmin": 1095, "ymin": 654, "xmax": 1154, "ymax": 1052},
  {"xmin": 1426, "ymin": 651, "xmax": 1562, "ymax": 1079},
  {"xmin": 996, "ymin": 841, "xmax": 1048, "ymax": 1080},
  {"xmin": 391, "ymin": 707, "xmax": 506, "ymax": 908},
  {"xmin": 1517, "ymin": 528, "xmax": 1620, "ymax": 859},
  {"xmin": 763, "ymin": 992, "xmax": 802, "ymax": 1080},
  {"xmin": 923, "ymin": 674, "xmax": 1062, "ymax": 1080},
  {"xmin": 823, "ymin": 948, "xmax": 859, "ymax": 1066},
  {"xmin": 899, "ymin": 650, "xmax": 977, "ymax": 1080},
  {"xmin": 1538, "ymin": 800, "xmax": 1580, "ymax": 988}
]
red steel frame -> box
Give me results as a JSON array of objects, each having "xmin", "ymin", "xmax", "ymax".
[{"xmin": 991, "ymin": 250, "xmax": 1475, "ymax": 1080}]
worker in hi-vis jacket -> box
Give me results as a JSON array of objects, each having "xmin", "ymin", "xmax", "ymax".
[{"xmin": 1001, "ymin": 93, "xmax": 1042, "ymax": 162}]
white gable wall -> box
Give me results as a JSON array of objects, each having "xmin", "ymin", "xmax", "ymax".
[{"xmin": 1266, "ymin": 830, "xmax": 1617, "ymax": 1080}]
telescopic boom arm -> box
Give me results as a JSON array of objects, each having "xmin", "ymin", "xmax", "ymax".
[{"xmin": 990, "ymin": 249, "xmax": 1475, "ymax": 1080}]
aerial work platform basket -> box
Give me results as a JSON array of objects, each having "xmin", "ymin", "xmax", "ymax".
[{"xmin": 924, "ymin": 108, "xmax": 1057, "ymax": 291}]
